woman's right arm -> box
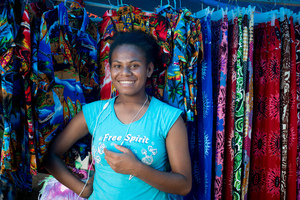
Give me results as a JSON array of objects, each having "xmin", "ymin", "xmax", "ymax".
[{"xmin": 43, "ymin": 111, "xmax": 92, "ymax": 198}]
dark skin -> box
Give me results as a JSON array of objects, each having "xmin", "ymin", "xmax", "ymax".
[{"xmin": 44, "ymin": 44, "xmax": 192, "ymax": 198}]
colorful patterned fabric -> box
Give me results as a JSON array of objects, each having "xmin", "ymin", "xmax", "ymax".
[
  {"xmin": 196, "ymin": 14, "xmax": 213, "ymax": 200},
  {"xmin": 36, "ymin": 2, "xmax": 99, "ymax": 166},
  {"xmin": 233, "ymin": 14, "xmax": 245, "ymax": 200},
  {"xmin": 185, "ymin": 11, "xmax": 203, "ymax": 122},
  {"xmin": 98, "ymin": 6, "xmax": 171, "ymax": 100},
  {"xmin": 0, "ymin": 177, "xmax": 16, "ymax": 200},
  {"xmin": 158, "ymin": 7, "xmax": 196, "ymax": 119},
  {"xmin": 157, "ymin": 7, "xmax": 204, "ymax": 200},
  {"xmin": 211, "ymin": 18, "xmax": 221, "ymax": 136},
  {"xmin": 0, "ymin": 0, "xmax": 33, "ymax": 190},
  {"xmin": 286, "ymin": 16, "xmax": 297, "ymax": 200},
  {"xmin": 0, "ymin": 0, "xmax": 20, "ymax": 174},
  {"xmin": 161, "ymin": 7, "xmax": 188, "ymax": 117},
  {"xmin": 241, "ymin": 10, "xmax": 254, "ymax": 200},
  {"xmin": 0, "ymin": 3, "xmax": 15, "ymax": 175},
  {"xmin": 295, "ymin": 22, "xmax": 300, "ymax": 200},
  {"xmin": 29, "ymin": 2, "xmax": 49, "ymax": 170},
  {"xmin": 14, "ymin": 3, "xmax": 40, "ymax": 176},
  {"xmin": 249, "ymin": 20, "xmax": 281, "ymax": 200},
  {"xmin": 280, "ymin": 15, "xmax": 291, "ymax": 200},
  {"xmin": 213, "ymin": 15, "xmax": 228, "ymax": 200},
  {"xmin": 232, "ymin": 14, "xmax": 245, "ymax": 199},
  {"xmin": 223, "ymin": 16, "xmax": 238, "ymax": 200},
  {"xmin": 98, "ymin": 9, "xmax": 120, "ymax": 100},
  {"xmin": 211, "ymin": 18, "xmax": 222, "ymax": 199},
  {"xmin": 119, "ymin": 6, "xmax": 172, "ymax": 100}
]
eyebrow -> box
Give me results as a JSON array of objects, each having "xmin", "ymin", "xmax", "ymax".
[{"xmin": 112, "ymin": 59, "xmax": 142, "ymax": 63}]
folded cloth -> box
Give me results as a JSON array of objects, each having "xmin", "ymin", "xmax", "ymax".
[{"xmin": 38, "ymin": 175, "xmax": 87, "ymax": 200}]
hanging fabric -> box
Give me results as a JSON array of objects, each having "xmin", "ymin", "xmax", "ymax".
[
  {"xmin": 295, "ymin": 20, "xmax": 300, "ymax": 200},
  {"xmin": 98, "ymin": 9, "xmax": 119, "ymax": 100},
  {"xmin": 249, "ymin": 19, "xmax": 281, "ymax": 199},
  {"xmin": 232, "ymin": 13, "xmax": 245, "ymax": 199},
  {"xmin": 212, "ymin": 13, "xmax": 229, "ymax": 200},
  {"xmin": 35, "ymin": 2, "xmax": 99, "ymax": 168},
  {"xmin": 160, "ymin": 6, "xmax": 188, "ymax": 116},
  {"xmin": 280, "ymin": 15, "xmax": 291, "ymax": 200},
  {"xmin": 30, "ymin": 1, "xmax": 50, "ymax": 171},
  {"xmin": 223, "ymin": 15, "xmax": 238, "ymax": 200},
  {"xmin": 0, "ymin": 0, "xmax": 33, "ymax": 191},
  {"xmin": 241, "ymin": 7, "xmax": 254, "ymax": 200},
  {"xmin": 197, "ymin": 13, "xmax": 213, "ymax": 200},
  {"xmin": 98, "ymin": 5, "xmax": 171, "ymax": 100},
  {"xmin": 286, "ymin": 16, "xmax": 297, "ymax": 200}
]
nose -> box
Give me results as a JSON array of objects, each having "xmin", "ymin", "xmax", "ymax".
[{"xmin": 121, "ymin": 66, "xmax": 132, "ymax": 76}]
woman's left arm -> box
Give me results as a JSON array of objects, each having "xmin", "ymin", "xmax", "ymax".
[{"xmin": 104, "ymin": 116, "xmax": 192, "ymax": 196}]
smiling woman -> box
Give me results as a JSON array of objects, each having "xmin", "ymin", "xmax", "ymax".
[
  {"xmin": 43, "ymin": 31, "xmax": 192, "ymax": 200},
  {"xmin": 109, "ymin": 44, "xmax": 153, "ymax": 97}
]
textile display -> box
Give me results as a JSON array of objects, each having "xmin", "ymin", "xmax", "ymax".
[{"xmin": 0, "ymin": 1, "xmax": 300, "ymax": 200}]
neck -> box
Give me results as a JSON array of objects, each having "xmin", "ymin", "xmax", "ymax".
[{"xmin": 116, "ymin": 93, "xmax": 148, "ymax": 105}]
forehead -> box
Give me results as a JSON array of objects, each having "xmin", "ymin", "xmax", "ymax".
[{"xmin": 111, "ymin": 44, "xmax": 146, "ymax": 61}]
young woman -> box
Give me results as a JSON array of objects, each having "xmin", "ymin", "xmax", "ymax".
[{"xmin": 44, "ymin": 31, "xmax": 192, "ymax": 199}]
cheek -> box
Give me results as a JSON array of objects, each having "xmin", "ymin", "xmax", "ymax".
[{"xmin": 110, "ymin": 68, "xmax": 118, "ymax": 78}]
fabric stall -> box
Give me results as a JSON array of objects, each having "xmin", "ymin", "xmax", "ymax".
[{"xmin": 0, "ymin": 0, "xmax": 300, "ymax": 199}]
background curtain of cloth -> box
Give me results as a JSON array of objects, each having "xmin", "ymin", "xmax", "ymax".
[
  {"xmin": 280, "ymin": 15, "xmax": 291, "ymax": 200},
  {"xmin": 195, "ymin": 14, "xmax": 213, "ymax": 200},
  {"xmin": 241, "ymin": 10, "xmax": 254, "ymax": 200},
  {"xmin": 223, "ymin": 16, "xmax": 238, "ymax": 200},
  {"xmin": 295, "ymin": 22, "xmax": 300, "ymax": 200},
  {"xmin": 232, "ymin": 14, "xmax": 245, "ymax": 200},
  {"xmin": 0, "ymin": 0, "xmax": 32, "ymax": 190},
  {"xmin": 249, "ymin": 20, "xmax": 281, "ymax": 200},
  {"xmin": 212, "ymin": 14, "xmax": 229, "ymax": 200},
  {"xmin": 286, "ymin": 16, "xmax": 297, "ymax": 200}
]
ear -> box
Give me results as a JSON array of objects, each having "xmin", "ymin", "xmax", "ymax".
[{"xmin": 147, "ymin": 62, "xmax": 154, "ymax": 78}]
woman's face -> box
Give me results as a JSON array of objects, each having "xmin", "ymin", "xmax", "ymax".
[{"xmin": 110, "ymin": 44, "xmax": 153, "ymax": 97}]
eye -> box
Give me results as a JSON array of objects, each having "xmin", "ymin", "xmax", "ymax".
[
  {"xmin": 131, "ymin": 64, "xmax": 139, "ymax": 68},
  {"xmin": 113, "ymin": 64, "xmax": 121, "ymax": 69}
]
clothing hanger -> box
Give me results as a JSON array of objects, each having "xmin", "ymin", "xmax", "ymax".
[
  {"xmin": 256, "ymin": 4, "xmax": 263, "ymax": 14},
  {"xmin": 235, "ymin": 0, "xmax": 239, "ymax": 7},
  {"xmin": 280, "ymin": 7, "xmax": 285, "ymax": 22},
  {"xmin": 107, "ymin": 0, "xmax": 114, "ymax": 16},
  {"xmin": 254, "ymin": 9, "xmax": 278, "ymax": 25},
  {"xmin": 155, "ymin": 0, "xmax": 174, "ymax": 14},
  {"xmin": 271, "ymin": 0, "xmax": 276, "ymax": 11},
  {"xmin": 64, "ymin": 0, "xmax": 84, "ymax": 11},
  {"xmin": 118, "ymin": 0, "xmax": 129, "ymax": 7},
  {"xmin": 229, "ymin": 0, "xmax": 234, "ymax": 10},
  {"xmin": 195, "ymin": 6, "xmax": 210, "ymax": 19},
  {"xmin": 227, "ymin": 9, "xmax": 234, "ymax": 23},
  {"xmin": 211, "ymin": 7, "xmax": 224, "ymax": 21},
  {"xmin": 47, "ymin": 0, "xmax": 55, "ymax": 8}
]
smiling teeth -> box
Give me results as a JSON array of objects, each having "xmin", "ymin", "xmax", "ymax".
[{"xmin": 120, "ymin": 81, "xmax": 134, "ymax": 84}]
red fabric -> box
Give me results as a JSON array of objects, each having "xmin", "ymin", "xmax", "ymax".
[
  {"xmin": 249, "ymin": 20, "xmax": 281, "ymax": 200},
  {"xmin": 295, "ymin": 22, "xmax": 300, "ymax": 200},
  {"xmin": 223, "ymin": 17, "xmax": 238, "ymax": 200}
]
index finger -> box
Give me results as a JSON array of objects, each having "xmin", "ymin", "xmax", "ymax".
[{"xmin": 104, "ymin": 148, "xmax": 120, "ymax": 159}]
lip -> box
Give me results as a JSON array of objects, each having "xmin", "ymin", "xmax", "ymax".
[{"xmin": 118, "ymin": 80, "xmax": 136, "ymax": 85}]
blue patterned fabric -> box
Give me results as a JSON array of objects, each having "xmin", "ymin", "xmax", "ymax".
[
  {"xmin": 0, "ymin": 0, "xmax": 32, "ymax": 191},
  {"xmin": 35, "ymin": 2, "xmax": 99, "ymax": 166},
  {"xmin": 198, "ymin": 14, "xmax": 213, "ymax": 200}
]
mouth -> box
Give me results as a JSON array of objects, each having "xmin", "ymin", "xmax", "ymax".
[{"xmin": 118, "ymin": 80, "xmax": 135, "ymax": 85}]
